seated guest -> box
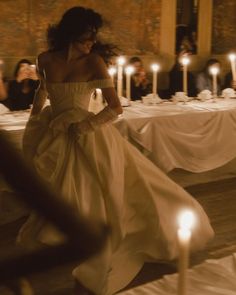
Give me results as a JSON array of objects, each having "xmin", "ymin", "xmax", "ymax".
[
  {"xmin": 7, "ymin": 59, "xmax": 39, "ymax": 110},
  {"xmin": 128, "ymin": 56, "xmax": 152, "ymax": 100},
  {"xmin": 196, "ymin": 58, "xmax": 222, "ymax": 95},
  {"xmin": 223, "ymin": 71, "xmax": 236, "ymax": 90},
  {"xmin": 168, "ymin": 51, "xmax": 197, "ymax": 97},
  {"xmin": 0, "ymin": 59, "xmax": 9, "ymax": 106}
]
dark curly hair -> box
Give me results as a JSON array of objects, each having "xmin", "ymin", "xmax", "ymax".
[{"xmin": 47, "ymin": 6, "xmax": 117, "ymax": 63}]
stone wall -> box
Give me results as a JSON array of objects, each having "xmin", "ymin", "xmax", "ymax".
[
  {"xmin": 0, "ymin": 0, "xmax": 161, "ymax": 76},
  {"xmin": 212, "ymin": 0, "xmax": 236, "ymax": 54}
]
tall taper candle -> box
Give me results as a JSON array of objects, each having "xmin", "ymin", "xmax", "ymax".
[
  {"xmin": 151, "ymin": 63, "xmax": 160, "ymax": 97},
  {"xmin": 108, "ymin": 66, "xmax": 117, "ymax": 84},
  {"xmin": 125, "ymin": 66, "xmax": 134, "ymax": 100},
  {"xmin": 210, "ymin": 66, "xmax": 219, "ymax": 98},
  {"xmin": 229, "ymin": 53, "xmax": 236, "ymax": 81},
  {"xmin": 181, "ymin": 57, "xmax": 190, "ymax": 96},
  {"xmin": 117, "ymin": 56, "xmax": 126, "ymax": 97},
  {"xmin": 177, "ymin": 210, "xmax": 195, "ymax": 295}
]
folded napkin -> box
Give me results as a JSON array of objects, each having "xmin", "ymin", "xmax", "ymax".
[
  {"xmin": 197, "ymin": 90, "xmax": 212, "ymax": 101},
  {"xmin": 142, "ymin": 93, "xmax": 162, "ymax": 105},
  {"xmin": 222, "ymin": 88, "xmax": 236, "ymax": 98}
]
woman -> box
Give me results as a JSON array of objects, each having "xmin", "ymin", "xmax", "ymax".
[
  {"xmin": 18, "ymin": 7, "xmax": 213, "ymax": 295},
  {"xmin": 196, "ymin": 58, "xmax": 222, "ymax": 95},
  {"xmin": 7, "ymin": 59, "xmax": 39, "ymax": 110},
  {"xmin": 128, "ymin": 56, "xmax": 151, "ymax": 100}
]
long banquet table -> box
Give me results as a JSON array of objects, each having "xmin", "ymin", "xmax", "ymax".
[
  {"xmin": 1, "ymin": 98, "xmax": 236, "ymax": 174},
  {"xmin": 115, "ymin": 98, "xmax": 236, "ymax": 172}
]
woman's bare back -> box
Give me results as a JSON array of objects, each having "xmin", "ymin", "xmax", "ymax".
[{"xmin": 38, "ymin": 51, "xmax": 106, "ymax": 83}]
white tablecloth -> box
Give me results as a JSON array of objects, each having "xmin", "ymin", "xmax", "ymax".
[
  {"xmin": 0, "ymin": 110, "xmax": 30, "ymax": 151},
  {"xmin": 117, "ymin": 252, "xmax": 236, "ymax": 294},
  {"xmin": 115, "ymin": 99, "xmax": 236, "ymax": 172},
  {"xmin": 1, "ymin": 99, "xmax": 236, "ymax": 173}
]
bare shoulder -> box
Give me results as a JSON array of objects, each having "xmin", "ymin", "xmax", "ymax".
[
  {"xmin": 37, "ymin": 51, "xmax": 52, "ymax": 70},
  {"xmin": 86, "ymin": 53, "xmax": 109, "ymax": 79},
  {"xmin": 87, "ymin": 53, "xmax": 104, "ymax": 67}
]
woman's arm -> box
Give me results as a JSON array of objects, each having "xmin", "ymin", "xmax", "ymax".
[
  {"xmin": 30, "ymin": 55, "xmax": 48, "ymax": 117},
  {"xmin": 71, "ymin": 54, "xmax": 122, "ymax": 136},
  {"xmin": 91, "ymin": 54, "xmax": 122, "ymax": 115}
]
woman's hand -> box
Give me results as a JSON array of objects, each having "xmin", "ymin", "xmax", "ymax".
[
  {"xmin": 16, "ymin": 66, "xmax": 29, "ymax": 82},
  {"xmin": 28, "ymin": 65, "xmax": 39, "ymax": 81}
]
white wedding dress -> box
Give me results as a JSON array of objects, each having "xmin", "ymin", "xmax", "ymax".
[{"xmin": 18, "ymin": 79, "xmax": 214, "ymax": 295}]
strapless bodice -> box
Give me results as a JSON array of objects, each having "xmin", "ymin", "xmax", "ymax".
[{"xmin": 46, "ymin": 79, "xmax": 113, "ymax": 116}]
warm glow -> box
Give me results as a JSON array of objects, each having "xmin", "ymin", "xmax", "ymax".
[
  {"xmin": 181, "ymin": 57, "xmax": 190, "ymax": 66},
  {"xmin": 125, "ymin": 66, "xmax": 134, "ymax": 75},
  {"xmin": 117, "ymin": 56, "xmax": 126, "ymax": 66},
  {"xmin": 151, "ymin": 63, "xmax": 160, "ymax": 72},
  {"xmin": 210, "ymin": 66, "xmax": 219, "ymax": 75},
  {"xmin": 95, "ymin": 88, "xmax": 102, "ymax": 94},
  {"xmin": 229, "ymin": 53, "xmax": 236, "ymax": 62},
  {"xmin": 178, "ymin": 210, "xmax": 195, "ymax": 230},
  {"xmin": 108, "ymin": 67, "xmax": 117, "ymax": 76}
]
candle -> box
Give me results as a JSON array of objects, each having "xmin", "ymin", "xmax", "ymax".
[
  {"xmin": 117, "ymin": 56, "xmax": 126, "ymax": 97},
  {"xmin": 181, "ymin": 57, "xmax": 190, "ymax": 96},
  {"xmin": 209, "ymin": 66, "xmax": 219, "ymax": 98},
  {"xmin": 229, "ymin": 53, "xmax": 236, "ymax": 81},
  {"xmin": 177, "ymin": 210, "xmax": 195, "ymax": 295},
  {"xmin": 125, "ymin": 66, "xmax": 134, "ymax": 100},
  {"xmin": 108, "ymin": 66, "xmax": 117, "ymax": 84},
  {"xmin": 151, "ymin": 63, "xmax": 160, "ymax": 97}
]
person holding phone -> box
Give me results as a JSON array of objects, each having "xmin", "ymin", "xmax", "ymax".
[
  {"xmin": 7, "ymin": 59, "xmax": 39, "ymax": 110},
  {"xmin": 128, "ymin": 56, "xmax": 152, "ymax": 100}
]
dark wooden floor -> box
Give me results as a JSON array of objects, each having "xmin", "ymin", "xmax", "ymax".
[{"xmin": 0, "ymin": 177, "xmax": 236, "ymax": 294}]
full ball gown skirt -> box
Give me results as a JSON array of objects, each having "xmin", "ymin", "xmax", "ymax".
[{"xmin": 18, "ymin": 79, "xmax": 214, "ymax": 295}]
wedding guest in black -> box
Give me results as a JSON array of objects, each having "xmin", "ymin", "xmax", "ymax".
[
  {"xmin": 0, "ymin": 60, "xmax": 7, "ymax": 104},
  {"xmin": 168, "ymin": 51, "xmax": 197, "ymax": 97},
  {"xmin": 196, "ymin": 58, "xmax": 222, "ymax": 95},
  {"xmin": 223, "ymin": 71, "xmax": 236, "ymax": 90},
  {"xmin": 176, "ymin": 25, "xmax": 197, "ymax": 55},
  {"xmin": 7, "ymin": 59, "xmax": 39, "ymax": 110},
  {"xmin": 128, "ymin": 56, "xmax": 152, "ymax": 100}
]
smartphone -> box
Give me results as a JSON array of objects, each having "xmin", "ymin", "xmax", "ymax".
[{"xmin": 29, "ymin": 64, "xmax": 36, "ymax": 72}]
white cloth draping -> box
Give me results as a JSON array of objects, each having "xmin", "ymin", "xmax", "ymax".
[
  {"xmin": 115, "ymin": 99, "xmax": 236, "ymax": 172},
  {"xmin": 117, "ymin": 252, "xmax": 236, "ymax": 294},
  {"xmin": 2, "ymin": 99, "xmax": 236, "ymax": 173}
]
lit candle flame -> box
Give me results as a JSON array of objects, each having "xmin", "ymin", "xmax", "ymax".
[
  {"xmin": 209, "ymin": 66, "xmax": 219, "ymax": 75},
  {"xmin": 229, "ymin": 53, "xmax": 236, "ymax": 62},
  {"xmin": 178, "ymin": 210, "xmax": 195, "ymax": 230},
  {"xmin": 181, "ymin": 57, "xmax": 190, "ymax": 66},
  {"xmin": 117, "ymin": 56, "xmax": 126, "ymax": 66},
  {"xmin": 151, "ymin": 63, "xmax": 160, "ymax": 72},
  {"xmin": 108, "ymin": 67, "xmax": 117, "ymax": 77},
  {"xmin": 125, "ymin": 66, "xmax": 134, "ymax": 75}
]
